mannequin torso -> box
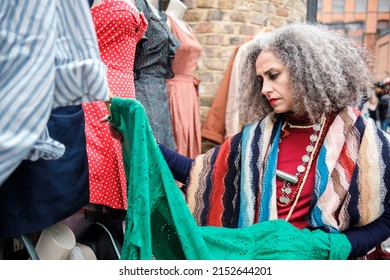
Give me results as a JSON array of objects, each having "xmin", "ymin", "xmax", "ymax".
[
  {"xmin": 146, "ymin": 0, "xmax": 161, "ymax": 19},
  {"xmin": 165, "ymin": 0, "xmax": 191, "ymax": 35}
]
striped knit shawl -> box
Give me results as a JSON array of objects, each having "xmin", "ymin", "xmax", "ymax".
[{"xmin": 186, "ymin": 106, "xmax": 390, "ymax": 232}]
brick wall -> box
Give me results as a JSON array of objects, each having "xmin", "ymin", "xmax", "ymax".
[{"xmin": 179, "ymin": 0, "xmax": 307, "ymax": 150}]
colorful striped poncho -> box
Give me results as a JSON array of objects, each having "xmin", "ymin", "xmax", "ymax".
[{"xmin": 187, "ymin": 106, "xmax": 390, "ymax": 232}]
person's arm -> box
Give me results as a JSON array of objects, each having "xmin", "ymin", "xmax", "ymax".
[
  {"xmin": 0, "ymin": 1, "xmax": 57, "ymax": 185},
  {"xmin": 54, "ymin": 0, "xmax": 110, "ymax": 107},
  {"xmin": 0, "ymin": 0, "xmax": 110, "ymax": 186},
  {"xmin": 345, "ymin": 205, "xmax": 390, "ymax": 258},
  {"xmin": 158, "ymin": 143, "xmax": 193, "ymax": 185}
]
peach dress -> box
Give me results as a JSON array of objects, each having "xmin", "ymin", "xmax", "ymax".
[{"xmin": 166, "ymin": 14, "xmax": 202, "ymax": 159}]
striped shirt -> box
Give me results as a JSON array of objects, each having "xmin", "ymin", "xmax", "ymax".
[{"xmin": 0, "ymin": 0, "xmax": 109, "ymax": 185}]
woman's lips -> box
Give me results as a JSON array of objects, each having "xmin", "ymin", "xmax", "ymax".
[{"xmin": 268, "ymin": 98, "xmax": 278, "ymax": 105}]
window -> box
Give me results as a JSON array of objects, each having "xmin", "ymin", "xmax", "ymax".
[
  {"xmin": 326, "ymin": 21, "xmax": 346, "ymax": 34},
  {"xmin": 378, "ymin": 0, "xmax": 390, "ymax": 12},
  {"xmin": 345, "ymin": 22, "xmax": 364, "ymax": 43},
  {"xmin": 332, "ymin": 0, "xmax": 345, "ymax": 13},
  {"xmin": 347, "ymin": 21, "xmax": 364, "ymax": 31},
  {"xmin": 355, "ymin": 0, "xmax": 367, "ymax": 12},
  {"xmin": 377, "ymin": 20, "xmax": 390, "ymax": 36}
]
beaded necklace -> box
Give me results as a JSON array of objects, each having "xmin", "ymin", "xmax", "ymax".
[{"xmin": 277, "ymin": 115, "xmax": 326, "ymax": 208}]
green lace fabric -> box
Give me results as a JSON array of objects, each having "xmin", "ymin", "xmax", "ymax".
[{"xmin": 109, "ymin": 97, "xmax": 351, "ymax": 260}]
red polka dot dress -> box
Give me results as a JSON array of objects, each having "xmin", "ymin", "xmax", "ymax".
[{"xmin": 83, "ymin": 0, "xmax": 148, "ymax": 210}]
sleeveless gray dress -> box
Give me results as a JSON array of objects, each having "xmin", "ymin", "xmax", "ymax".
[{"xmin": 134, "ymin": 0, "xmax": 179, "ymax": 150}]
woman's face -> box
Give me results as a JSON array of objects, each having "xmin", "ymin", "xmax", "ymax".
[{"xmin": 256, "ymin": 50, "xmax": 293, "ymax": 114}]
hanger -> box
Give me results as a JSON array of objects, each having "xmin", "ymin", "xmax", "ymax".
[{"xmin": 105, "ymin": 91, "xmax": 114, "ymax": 115}]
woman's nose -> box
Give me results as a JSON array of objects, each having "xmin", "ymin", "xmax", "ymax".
[{"xmin": 261, "ymin": 82, "xmax": 272, "ymax": 95}]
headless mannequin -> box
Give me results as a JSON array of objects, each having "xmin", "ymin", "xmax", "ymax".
[
  {"xmin": 146, "ymin": 0, "xmax": 162, "ymax": 19},
  {"xmin": 165, "ymin": 0, "xmax": 191, "ymax": 35}
]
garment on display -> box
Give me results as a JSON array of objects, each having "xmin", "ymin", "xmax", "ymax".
[
  {"xmin": 165, "ymin": 9, "xmax": 202, "ymax": 159},
  {"xmin": 84, "ymin": 0, "xmax": 148, "ymax": 210},
  {"xmin": 133, "ymin": 0, "xmax": 179, "ymax": 150}
]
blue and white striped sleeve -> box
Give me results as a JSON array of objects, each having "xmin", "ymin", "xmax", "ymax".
[
  {"xmin": 0, "ymin": 0, "xmax": 109, "ymax": 186},
  {"xmin": 53, "ymin": 0, "xmax": 109, "ymax": 107},
  {"xmin": 0, "ymin": 1, "xmax": 58, "ymax": 185}
]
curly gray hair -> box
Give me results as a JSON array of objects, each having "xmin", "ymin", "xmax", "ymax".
[{"xmin": 239, "ymin": 22, "xmax": 374, "ymax": 124}]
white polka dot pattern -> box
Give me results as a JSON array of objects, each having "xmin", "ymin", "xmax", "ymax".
[{"xmin": 82, "ymin": 0, "xmax": 148, "ymax": 210}]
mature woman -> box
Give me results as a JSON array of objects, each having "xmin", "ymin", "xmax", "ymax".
[
  {"xmin": 165, "ymin": 22, "xmax": 390, "ymax": 258},
  {"xmin": 106, "ymin": 22, "xmax": 390, "ymax": 259}
]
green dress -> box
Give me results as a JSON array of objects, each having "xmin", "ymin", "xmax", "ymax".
[{"xmin": 108, "ymin": 97, "xmax": 351, "ymax": 260}]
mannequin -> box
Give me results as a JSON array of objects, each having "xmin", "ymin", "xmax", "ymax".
[
  {"xmin": 133, "ymin": 0, "xmax": 179, "ymax": 150},
  {"xmin": 166, "ymin": 0, "xmax": 186, "ymax": 20},
  {"xmin": 146, "ymin": 0, "xmax": 161, "ymax": 18},
  {"xmin": 164, "ymin": 0, "xmax": 202, "ymax": 160},
  {"xmin": 73, "ymin": 0, "xmax": 149, "ymax": 248},
  {"xmin": 165, "ymin": 0, "xmax": 191, "ymax": 35}
]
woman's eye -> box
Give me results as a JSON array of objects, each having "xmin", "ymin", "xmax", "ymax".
[{"xmin": 270, "ymin": 73, "xmax": 278, "ymax": 80}]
